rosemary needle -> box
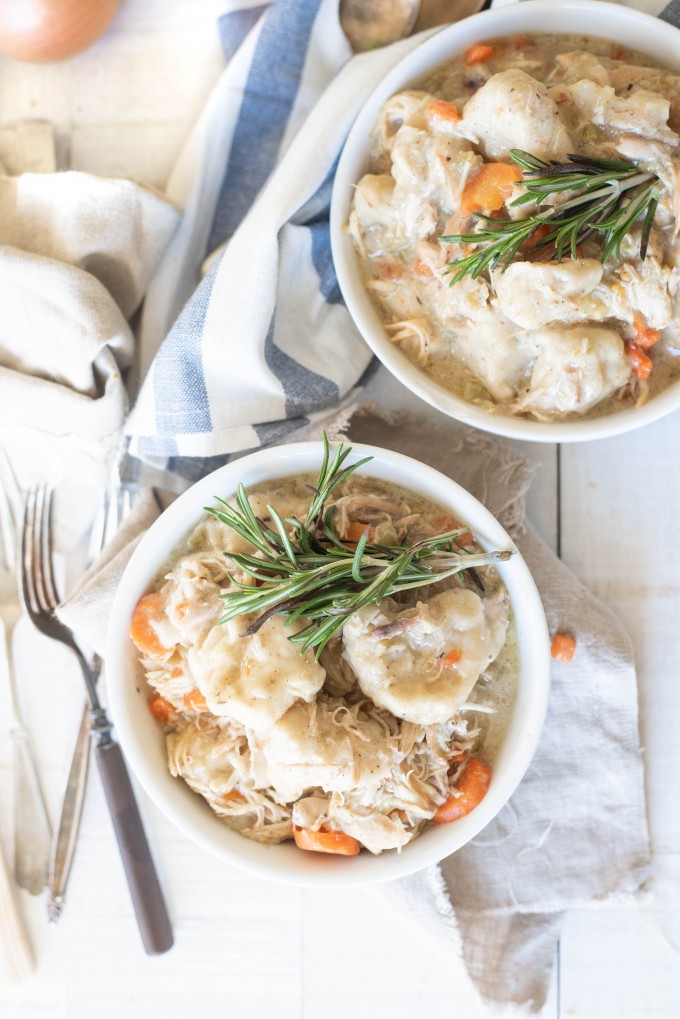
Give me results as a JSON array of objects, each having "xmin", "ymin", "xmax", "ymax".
[
  {"xmin": 206, "ymin": 435, "xmax": 512, "ymax": 657},
  {"xmin": 440, "ymin": 148, "xmax": 661, "ymax": 284}
]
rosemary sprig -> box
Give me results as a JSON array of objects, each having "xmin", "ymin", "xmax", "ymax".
[
  {"xmin": 206, "ymin": 435, "xmax": 512, "ymax": 657},
  {"xmin": 440, "ymin": 148, "xmax": 661, "ymax": 284}
]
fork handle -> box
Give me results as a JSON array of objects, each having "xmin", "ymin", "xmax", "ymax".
[
  {"xmin": 94, "ymin": 739, "xmax": 174, "ymax": 956},
  {"xmin": 47, "ymin": 702, "xmax": 91, "ymax": 923}
]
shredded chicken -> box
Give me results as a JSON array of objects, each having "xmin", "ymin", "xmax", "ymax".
[
  {"xmin": 552, "ymin": 78, "xmax": 679, "ymax": 146},
  {"xmin": 385, "ymin": 318, "xmax": 433, "ymax": 365}
]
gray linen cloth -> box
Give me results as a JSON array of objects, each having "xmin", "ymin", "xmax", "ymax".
[
  {"xmin": 0, "ymin": 120, "xmax": 180, "ymax": 552},
  {"xmin": 58, "ymin": 405, "xmax": 650, "ymax": 1013}
]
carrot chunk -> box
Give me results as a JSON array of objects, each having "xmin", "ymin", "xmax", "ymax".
[
  {"xmin": 219, "ymin": 789, "xmax": 245, "ymax": 805},
  {"xmin": 130, "ymin": 592, "xmax": 174, "ymax": 659},
  {"xmin": 463, "ymin": 43, "xmax": 495, "ymax": 66},
  {"xmin": 522, "ymin": 223, "xmax": 552, "ymax": 260},
  {"xmin": 174, "ymin": 600, "xmax": 190, "ymax": 619},
  {"xmin": 442, "ymin": 647, "xmax": 463, "ymax": 669},
  {"xmin": 610, "ymin": 45, "xmax": 629, "ymax": 61},
  {"xmin": 426, "ymin": 99, "xmax": 461, "ymax": 123},
  {"xmin": 148, "ymin": 693, "xmax": 175, "ymax": 724},
  {"xmin": 434, "ymin": 512, "xmax": 460, "ymax": 532},
  {"xmin": 377, "ymin": 260, "xmax": 403, "ymax": 281},
  {"xmin": 414, "ymin": 259, "xmax": 434, "ymax": 278},
  {"xmin": 551, "ymin": 632, "xmax": 576, "ymax": 662},
  {"xmin": 461, "ymin": 163, "xmax": 522, "ymax": 216},
  {"xmin": 345, "ymin": 521, "xmax": 375, "ymax": 543},
  {"xmin": 184, "ymin": 688, "xmax": 209, "ymax": 712},
  {"xmin": 433, "ymin": 758, "xmax": 492, "ymax": 824},
  {"xmin": 625, "ymin": 342, "xmax": 653, "ymax": 381},
  {"xmin": 633, "ymin": 312, "xmax": 661, "ymax": 350},
  {"xmin": 294, "ymin": 828, "xmax": 361, "ymax": 856},
  {"xmin": 513, "ymin": 34, "xmax": 532, "ymax": 48}
]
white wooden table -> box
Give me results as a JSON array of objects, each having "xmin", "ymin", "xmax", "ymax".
[{"xmin": 1, "ymin": 2, "xmax": 679, "ymax": 1016}]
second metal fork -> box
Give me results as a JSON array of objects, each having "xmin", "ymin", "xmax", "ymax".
[
  {"xmin": 21, "ymin": 486, "xmax": 173, "ymax": 955},
  {"xmin": 0, "ymin": 463, "xmax": 51, "ymax": 895}
]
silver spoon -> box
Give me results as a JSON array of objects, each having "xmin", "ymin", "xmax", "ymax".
[
  {"xmin": 339, "ymin": 0, "xmax": 486, "ymax": 53},
  {"xmin": 339, "ymin": 0, "xmax": 421, "ymax": 52}
]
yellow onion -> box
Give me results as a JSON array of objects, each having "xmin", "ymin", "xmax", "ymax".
[{"xmin": 0, "ymin": 0, "xmax": 120, "ymax": 63}]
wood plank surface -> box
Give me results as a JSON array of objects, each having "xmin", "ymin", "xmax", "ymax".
[{"xmin": 558, "ymin": 417, "xmax": 680, "ymax": 1016}]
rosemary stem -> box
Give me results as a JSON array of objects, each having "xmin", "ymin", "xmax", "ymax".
[{"xmin": 440, "ymin": 149, "xmax": 662, "ymax": 282}]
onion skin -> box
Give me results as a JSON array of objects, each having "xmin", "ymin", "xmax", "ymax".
[{"xmin": 0, "ymin": 0, "xmax": 120, "ymax": 63}]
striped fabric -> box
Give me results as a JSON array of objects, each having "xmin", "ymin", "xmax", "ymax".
[{"xmin": 127, "ymin": 0, "xmax": 680, "ymax": 480}]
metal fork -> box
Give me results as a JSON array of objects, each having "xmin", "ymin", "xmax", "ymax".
[
  {"xmin": 0, "ymin": 464, "xmax": 51, "ymax": 895},
  {"xmin": 21, "ymin": 486, "xmax": 173, "ymax": 955},
  {"xmin": 47, "ymin": 476, "xmax": 140, "ymax": 923}
]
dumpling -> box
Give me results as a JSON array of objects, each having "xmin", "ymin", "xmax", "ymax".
[
  {"xmin": 252, "ymin": 698, "xmax": 404, "ymax": 802},
  {"xmin": 460, "ymin": 69, "xmax": 573, "ymax": 161},
  {"xmin": 516, "ymin": 324, "xmax": 630, "ymax": 417},
  {"xmin": 450, "ymin": 310, "xmax": 537, "ymax": 403},
  {"xmin": 342, "ymin": 588, "xmax": 510, "ymax": 726},
  {"xmin": 493, "ymin": 259, "xmax": 604, "ymax": 330},
  {"xmin": 187, "ymin": 615, "xmax": 326, "ymax": 732}
]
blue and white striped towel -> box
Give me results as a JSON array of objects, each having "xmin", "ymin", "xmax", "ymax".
[
  {"xmin": 128, "ymin": 0, "xmax": 431, "ymax": 479},
  {"xmin": 128, "ymin": 0, "xmax": 680, "ymax": 482}
]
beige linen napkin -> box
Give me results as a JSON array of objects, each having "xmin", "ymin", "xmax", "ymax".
[
  {"xmin": 58, "ymin": 405, "xmax": 650, "ymax": 1013},
  {"xmin": 0, "ymin": 121, "xmax": 180, "ymax": 551}
]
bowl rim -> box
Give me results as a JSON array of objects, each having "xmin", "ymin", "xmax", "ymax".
[
  {"xmin": 330, "ymin": 0, "xmax": 680, "ymax": 444},
  {"xmin": 106, "ymin": 440, "xmax": 551, "ymax": 887}
]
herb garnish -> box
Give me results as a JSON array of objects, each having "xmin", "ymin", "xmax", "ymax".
[
  {"xmin": 441, "ymin": 148, "xmax": 661, "ymax": 284},
  {"xmin": 207, "ymin": 435, "xmax": 511, "ymax": 657}
]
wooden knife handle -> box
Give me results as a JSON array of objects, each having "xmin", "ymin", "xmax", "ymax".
[{"xmin": 94, "ymin": 739, "xmax": 173, "ymax": 956}]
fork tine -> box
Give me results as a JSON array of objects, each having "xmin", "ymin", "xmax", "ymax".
[
  {"xmin": 22, "ymin": 486, "xmax": 55, "ymax": 618},
  {"xmin": 31, "ymin": 487, "xmax": 50, "ymax": 615},
  {"xmin": 21, "ymin": 489, "xmax": 40, "ymax": 617},
  {"xmin": 39, "ymin": 487, "xmax": 60, "ymax": 612}
]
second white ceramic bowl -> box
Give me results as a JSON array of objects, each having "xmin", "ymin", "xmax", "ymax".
[
  {"xmin": 331, "ymin": 0, "xmax": 680, "ymax": 443},
  {"xmin": 106, "ymin": 441, "xmax": 550, "ymax": 887}
]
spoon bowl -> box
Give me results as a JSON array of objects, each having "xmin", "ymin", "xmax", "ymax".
[{"xmin": 339, "ymin": 0, "xmax": 421, "ymax": 51}]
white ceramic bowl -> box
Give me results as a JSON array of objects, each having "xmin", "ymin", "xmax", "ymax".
[
  {"xmin": 331, "ymin": 0, "xmax": 680, "ymax": 443},
  {"xmin": 106, "ymin": 441, "xmax": 550, "ymax": 887}
]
